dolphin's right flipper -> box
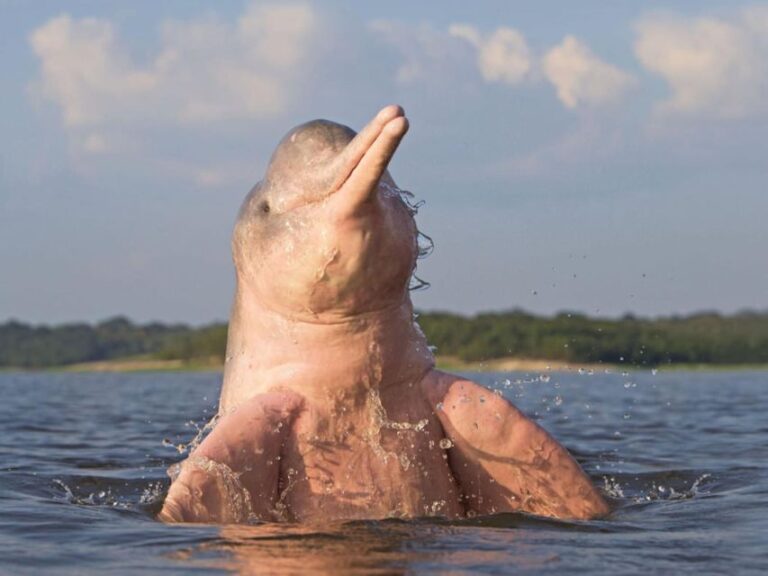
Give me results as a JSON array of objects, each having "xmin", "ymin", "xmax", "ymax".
[{"xmin": 159, "ymin": 390, "xmax": 304, "ymax": 524}]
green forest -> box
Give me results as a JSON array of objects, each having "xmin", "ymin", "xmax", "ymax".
[{"xmin": 2, "ymin": 310, "xmax": 768, "ymax": 369}]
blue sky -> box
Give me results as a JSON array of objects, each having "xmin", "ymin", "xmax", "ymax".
[{"xmin": 1, "ymin": 0, "xmax": 766, "ymax": 324}]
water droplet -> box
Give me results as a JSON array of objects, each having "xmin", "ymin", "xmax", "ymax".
[{"xmin": 439, "ymin": 438, "xmax": 454, "ymax": 450}]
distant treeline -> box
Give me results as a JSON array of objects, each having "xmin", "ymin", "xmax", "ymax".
[
  {"xmin": 1, "ymin": 310, "xmax": 768, "ymax": 368},
  {"xmin": 418, "ymin": 310, "xmax": 768, "ymax": 365},
  {"xmin": 0, "ymin": 317, "xmax": 227, "ymax": 369}
]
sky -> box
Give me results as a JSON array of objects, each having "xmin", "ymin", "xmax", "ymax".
[{"xmin": 1, "ymin": 0, "xmax": 767, "ymax": 325}]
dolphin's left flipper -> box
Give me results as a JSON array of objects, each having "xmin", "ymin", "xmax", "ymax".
[{"xmin": 421, "ymin": 370, "xmax": 610, "ymax": 520}]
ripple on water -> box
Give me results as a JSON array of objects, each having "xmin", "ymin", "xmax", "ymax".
[{"xmin": 1, "ymin": 370, "xmax": 767, "ymax": 575}]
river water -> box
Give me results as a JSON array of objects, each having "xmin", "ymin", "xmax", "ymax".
[{"xmin": 1, "ymin": 369, "xmax": 766, "ymax": 574}]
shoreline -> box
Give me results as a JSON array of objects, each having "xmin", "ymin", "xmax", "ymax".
[{"xmin": 2, "ymin": 356, "xmax": 767, "ymax": 374}]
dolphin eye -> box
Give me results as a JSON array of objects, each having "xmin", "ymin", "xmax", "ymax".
[{"xmin": 260, "ymin": 201, "xmax": 270, "ymax": 214}]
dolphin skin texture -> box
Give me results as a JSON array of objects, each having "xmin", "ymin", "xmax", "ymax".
[{"xmin": 159, "ymin": 106, "xmax": 609, "ymax": 524}]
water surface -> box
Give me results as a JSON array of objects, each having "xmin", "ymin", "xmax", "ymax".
[{"xmin": 1, "ymin": 370, "xmax": 766, "ymax": 574}]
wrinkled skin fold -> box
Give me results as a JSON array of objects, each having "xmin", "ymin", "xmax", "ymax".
[{"xmin": 160, "ymin": 105, "xmax": 610, "ymax": 524}]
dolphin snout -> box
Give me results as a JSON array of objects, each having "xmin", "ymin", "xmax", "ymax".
[
  {"xmin": 374, "ymin": 104, "xmax": 406, "ymax": 128},
  {"xmin": 382, "ymin": 114, "xmax": 409, "ymax": 141},
  {"xmin": 330, "ymin": 105, "xmax": 409, "ymax": 214}
]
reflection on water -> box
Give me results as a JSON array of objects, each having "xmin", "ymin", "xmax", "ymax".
[
  {"xmin": 200, "ymin": 522, "xmax": 430, "ymax": 575},
  {"xmin": 170, "ymin": 518, "xmax": 567, "ymax": 575},
  {"xmin": 1, "ymin": 370, "xmax": 767, "ymax": 574}
]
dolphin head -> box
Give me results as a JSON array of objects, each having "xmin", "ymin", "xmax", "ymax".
[{"xmin": 232, "ymin": 105, "xmax": 418, "ymax": 320}]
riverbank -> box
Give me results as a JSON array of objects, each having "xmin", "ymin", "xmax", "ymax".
[
  {"xmin": 5, "ymin": 312, "xmax": 768, "ymax": 370},
  {"xmin": 10, "ymin": 355, "xmax": 606, "ymax": 373},
  {"xmin": 5, "ymin": 355, "xmax": 764, "ymax": 374},
  {"xmin": 434, "ymin": 356, "xmax": 609, "ymax": 373},
  {"xmin": 59, "ymin": 356, "xmax": 222, "ymax": 373}
]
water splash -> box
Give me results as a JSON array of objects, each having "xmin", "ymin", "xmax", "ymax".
[
  {"xmin": 641, "ymin": 473, "xmax": 712, "ymax": 502},
  {"xmin": 162, "ymin": 413, "xmax": 220, "ymax": 455},
  {"xmin": 379, "ymin": 181, "xmax": 433, "ymax": 292},
  {"xmin": 424, "ymin": 499, "xmax": 448, "ymax": 516},
  {"xmin": 365, "ymin": 386, "xmax": 430, "ymax": 470},
  {"xmin": 380, "ymin": 182, "xmax": 424, "ymax": 218},
  {"xmin": 601, "ymin": 473, "xmax": 713, "ymax": 504},
  {"xmin": 602, "ymin": 476, "xmax": 626, "ymax": 499},
  {"xmin": 139, "ymin": 481, "xmax": 166, "ymax": 506},
  {"xmin": 184, "ymin": 455, "xmax": 258, "ymax": 524},
  {"xmin": 52, "ymin": 479, "xmax": 131, "ymax": 509},
  {"xmin": 409, "ymin": 274, "xmax": 431, "ymax": 292},
  {"xmin": 274, "ymin": 467, "xmax": 299, "ymax": 522}
]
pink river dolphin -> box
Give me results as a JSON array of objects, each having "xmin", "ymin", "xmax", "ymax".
[{"xmin": 159, "ymin": 105, "xmax": 609, "ymax": 523}]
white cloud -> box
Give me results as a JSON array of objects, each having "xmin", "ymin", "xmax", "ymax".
[
  {"xmin": 375, "ymin": 22, "xmax": 633, "ymax": 112},
  {"xmin": 494, "ymin": 119, "xmax": 624, "ymax": 179},
  {"xmin": 543, "ymin": 36, "xmax": 634, "ymax": 109},
  {"xmin": 449, "ymin": 25, "xmax": 531, "ymax": 84},
  {"xmin": 82, "ymin": 133, "xmax": 108, "ymax": 154},
  {"xmin": 369, "ymin": 20, "xmax": 473, "ymax": 84},
  {"xmin": 29, "ymin": 16, "xmax": 156, "ymax": 127},
  {"xmin": 29, "ymin": 2, "xmax": 315, "ymax": 152},
  {"xmin": 635, "ymin": 7, "xmax": 768, "ymax": 117},
  {"xmin": 156, "ymin": 158, "xmax": 255, "ymax": 189}
]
